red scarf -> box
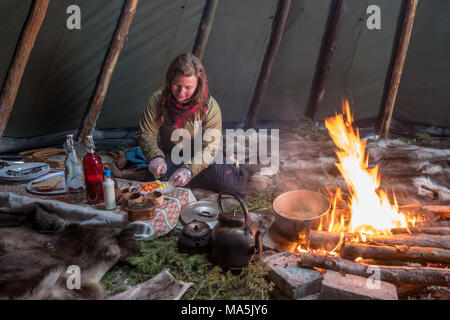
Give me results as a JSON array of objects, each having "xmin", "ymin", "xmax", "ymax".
[{"xmin": 167, "ymin": 85, "xmax": 210, "ymax": 129}]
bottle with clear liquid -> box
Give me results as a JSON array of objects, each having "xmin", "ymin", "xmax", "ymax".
[
  {"xmin": 83, "ymin": 135, "xmax": 104, "ymax": 205},
  {"xmin": 64, "ymin": 134, "xmax": 86, "ymax": 203}
]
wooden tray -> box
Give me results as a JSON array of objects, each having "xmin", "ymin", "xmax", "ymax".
[{"xmin": 19, "ymin": 148, "xmax": 66, "ymax": 168}]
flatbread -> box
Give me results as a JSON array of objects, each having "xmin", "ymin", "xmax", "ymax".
[{"xmin": 32, "ymin": 176, "xmax": 64, "ymax": 192}]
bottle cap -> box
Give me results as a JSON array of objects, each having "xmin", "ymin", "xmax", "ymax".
[{"xmin": 104, "ymin": 169, "xmax": 111, "ymax": 177}]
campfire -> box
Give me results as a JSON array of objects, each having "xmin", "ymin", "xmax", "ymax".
[{"xmin": 296, "ymin": 100, "xmax": 450, "ymax": 287}]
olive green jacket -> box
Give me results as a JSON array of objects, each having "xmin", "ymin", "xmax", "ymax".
[{"xmin": 138, "ymin": 90, "xmax": 222, "ymax": 178}]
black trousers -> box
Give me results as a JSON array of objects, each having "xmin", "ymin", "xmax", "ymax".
[{"xmin": 162, "ymin": 151, "xmax": 249, "ymax": 194}]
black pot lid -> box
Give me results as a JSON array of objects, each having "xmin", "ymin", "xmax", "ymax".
[{"xmin": 183, "ymin": 221, "xmax": 211, "ymax": 238}]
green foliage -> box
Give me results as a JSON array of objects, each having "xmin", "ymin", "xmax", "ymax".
[
  {"xmin": 400, "ymin": 133, "xmax": 435, "ymax": 145},
  {"xmin": 101, "ymin": 230, "xmax": 274, "ymax": 300},
  {"xmin": 416, "ymin": 133, "xmax": 433, "ymax": 144},
  {"xmin": 246, "ymin": 192, "xmax": 278, "ymax": 215},
  {"xmin": 224, "ymin": 192, "xmax": 277, "ymax": 215},
  {"xmin": 293, "ymin": 117, "xmax": 328, "ymax": 140}
]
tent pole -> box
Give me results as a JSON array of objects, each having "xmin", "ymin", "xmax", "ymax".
[
  {"xmin": 77, "ymin": 0, "xmax": 139, "ymax": 144},
  {"xmin": 304, "ymin": 0, "xmax": 346, "ymax": 122},
  {"xmin": 0, "ymin": 0, "xmax": 50, "ymax": 140},
  {"xmin": 244, "ymin": 0, "xmax": 291, "ymax": 129},
  {"xmin": 193, "ymin": 0, "xmax": 219, "ymax": 60},
  {"xmin": 379, "ymin": 0, "xmax": 418, "ymax": 139}
]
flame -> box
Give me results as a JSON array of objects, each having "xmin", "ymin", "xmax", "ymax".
[
  {"xmin": 324, "ymin": 100, "xmax": 408, "ymax": 237},
  {"xmin": 296, "ymin": 100, "xmax": 421, "ymax": 257}
]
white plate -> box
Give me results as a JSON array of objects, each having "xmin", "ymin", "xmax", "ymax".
[
  {"xmin": 0, "ymin": 162, "xmax": 50, "ymax": 182},
  {"xmin": 26, "ymin": 171, "xmax": 67, "ymax": 195}
]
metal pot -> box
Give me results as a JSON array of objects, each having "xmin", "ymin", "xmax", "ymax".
[
  {"xmin": 211, "ymin": 192, "xmax": 262, "ymax": 269},
  {"xmin": 272, "ymin": 190, "xmax": 330, "ymax": 240},
  {"xmin": 180, "ymin": 200, "xmax": 219, "ymax": 227},
  {"xmin": 178, "ymin": 221, "xmax": 211, "ymax": 254}
]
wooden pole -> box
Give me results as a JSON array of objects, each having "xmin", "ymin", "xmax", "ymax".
[
  {"xmin": 0, "ymin": 0, "xmax": 50, "ymax": 139},
  {"xmin": 379, "ymin": 0, "xmax": 418, "ymax": 139},
  {"xmin": 244, "ymin": 0, "xmax": 291, "ymax": 129},
  {"xmin": 77, "ymin": 0, "xmax": 139, "ymax": 144},
  {"xmin": 193, "ymin": 0, "xmax": 219, "ymax": 60},
  {"xmin": 304, "ymin": 0, "xmax": 346, "ymax": 122}
]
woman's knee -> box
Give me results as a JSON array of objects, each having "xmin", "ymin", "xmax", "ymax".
[{"xmin": 200, "ymin": 163, "xmax": 249, "ymax": 194}]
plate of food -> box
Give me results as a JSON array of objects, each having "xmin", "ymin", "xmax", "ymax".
[
  {"xmin": 140, "ymin": 180, "xmax": 174, "ymax": 195},
  {"xmin": 26, "ymin": 171, "xmax": 66, "ymax": 195}
]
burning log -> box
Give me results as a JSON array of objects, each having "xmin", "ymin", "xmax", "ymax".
[
  {"xmin": 309, "ymin": 230, "xmax": 450, "ymax": 251},
  {"xmin": 341, "ymin": 243, "xmax": 450, "ymax": 264},
  {"xmin": 399, "ymin": 204, "xmax": 450, "ymax": 220},
  {"xmin": 298, "ymin": 252, "xmax": 450, "ymax": 286},
  {"xmin": 391, "ymin": 227, "xmax": 450, "ymax": 236},
  {"xmin": 421, "ymin": 205, "xmax": 450, "ymax": 219}
]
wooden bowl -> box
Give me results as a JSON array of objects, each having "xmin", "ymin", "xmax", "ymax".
[
  {"xmin": 121, "ymin": 191, "xmax": 143, "ymax": 207},
  {"xmin": 127, "ymin": 200, "xmax": 157, "ymax": 222},
  {"xmin": 143, "ymin": 191, "xmax": 164, "ymax": 207}
]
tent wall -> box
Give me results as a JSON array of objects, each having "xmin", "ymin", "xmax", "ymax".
[
  {"xmin": 0, "ymin": 0, "xmax": 448, "ymax": 141},
  {"xmin": 394, "ymin": 0, "xmax": 450, "ymax": 127}
]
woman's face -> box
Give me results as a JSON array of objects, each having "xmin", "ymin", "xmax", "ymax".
[{"xmin": 171, "ymin": 74, "xmax": 198, "ymax": 103}]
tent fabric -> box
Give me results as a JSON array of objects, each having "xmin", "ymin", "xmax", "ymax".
[
  {"xmin": 0, "ymin": 0, "xmax": 448, "ymax": 141},
  {"xmin": 394, "ymin": 0, "xmax": 450, "ymax": 127}
]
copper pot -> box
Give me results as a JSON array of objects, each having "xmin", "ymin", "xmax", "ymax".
[{"xmin": 272, "ymin": 190, "xmax": 330, "ymax": 240}]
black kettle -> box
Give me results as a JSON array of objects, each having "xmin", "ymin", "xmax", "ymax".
[{"xmin": 211, "ymin": 192, "xmax": 262, "ymax": 269}]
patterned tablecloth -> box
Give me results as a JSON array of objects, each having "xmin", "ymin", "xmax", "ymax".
[{"xmin": 0, "ymin": 178, "xmax": 191, "ymax": 238}]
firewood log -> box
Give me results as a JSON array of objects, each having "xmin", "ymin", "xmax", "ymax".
[
  {"xmin": 391, "ymin": 227, "xmax": 450, "ymax": 236},
  {"xmin": 341, "ymin": 242, "xmax": 450, "ymax": 264},
  {"xmin": 298, "ymin": 252, "xmax": 450, "ymax": 286},
  {"xmin": 309, "ymin": 230, "xmax": 450, "ymax": 251},
  {"xmin": 415, "ymin": 220, "xmax": 450, "ymax": 228},
  {"xmin": 421, "ymin": 205, "xmax": 450, "ymax": 219}
]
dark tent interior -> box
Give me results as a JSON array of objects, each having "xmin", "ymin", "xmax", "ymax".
[{"xmin": 0, "ymin": 0, "xmax": 449, "ymax": 302}]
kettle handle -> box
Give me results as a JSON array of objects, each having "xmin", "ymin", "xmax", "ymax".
[
  {"xmin": 218, "ymin": 192, "xmax": 250, "ymax": 223},
  {"xmin": 254, "ymin": 230, "xmax": 262, "ymax": 258}
]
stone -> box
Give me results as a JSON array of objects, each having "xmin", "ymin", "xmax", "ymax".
[
  {"xmin": 319, "ymin": 270, "xmax": 398, "ymax": 300},
  {"xmin": 265, "ymin": 252, "xmax": 323, "ymax": 299},
  {"xmin": 270, "ymin": 286, "xmax": 292, "ymax": 300}
]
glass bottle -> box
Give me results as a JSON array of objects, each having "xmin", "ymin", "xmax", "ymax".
[
  {"xmin": 102, "ymin": 169, "xmax": 116, "ymax": 210},
  {"xmin": 83, "ymin": 135, "xmax": 104, "ymax": 205},
  {"xmin": 64, "ymin": 134, "xmax": 86, "ymax": 203}
]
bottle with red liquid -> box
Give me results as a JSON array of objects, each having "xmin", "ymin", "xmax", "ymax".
[{"xmin": 83, "ymin": 135, "xmax": 104, "ymax": 205}]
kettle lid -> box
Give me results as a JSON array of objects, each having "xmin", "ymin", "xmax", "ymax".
[
  {"xmin": 219, "ymin": 210, "xmax": 245, "ymax": 224},
  {"xmin": 183, "ymin": 221, "xmax": 211, "ymax": 238}
]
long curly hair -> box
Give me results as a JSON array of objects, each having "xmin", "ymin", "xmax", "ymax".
[{"xmin": 161, "ymin": 53, "xmax": 208, "ymax": 111}]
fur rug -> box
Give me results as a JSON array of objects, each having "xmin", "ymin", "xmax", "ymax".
[{"xmin": 0, "ymin": 205, "xmax": 139, "ymax": 299}]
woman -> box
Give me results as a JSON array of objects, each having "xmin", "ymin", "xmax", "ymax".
[{"xmin": 138, "ymin": 53, "xmax": 248, "ymax": 193}]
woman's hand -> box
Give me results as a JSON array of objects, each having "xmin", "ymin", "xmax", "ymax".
[
  {"xmin": 148, "ymin": 157, "xmax": 167, "ymax": 178},
  {"xmin": 169, "ymin": 168, "xmax": 192, "ymax": 187}
]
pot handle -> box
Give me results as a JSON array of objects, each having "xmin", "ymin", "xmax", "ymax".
[{"xmin": 218, "ymin": 192, "xmax": 250, "ymax": 223}]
